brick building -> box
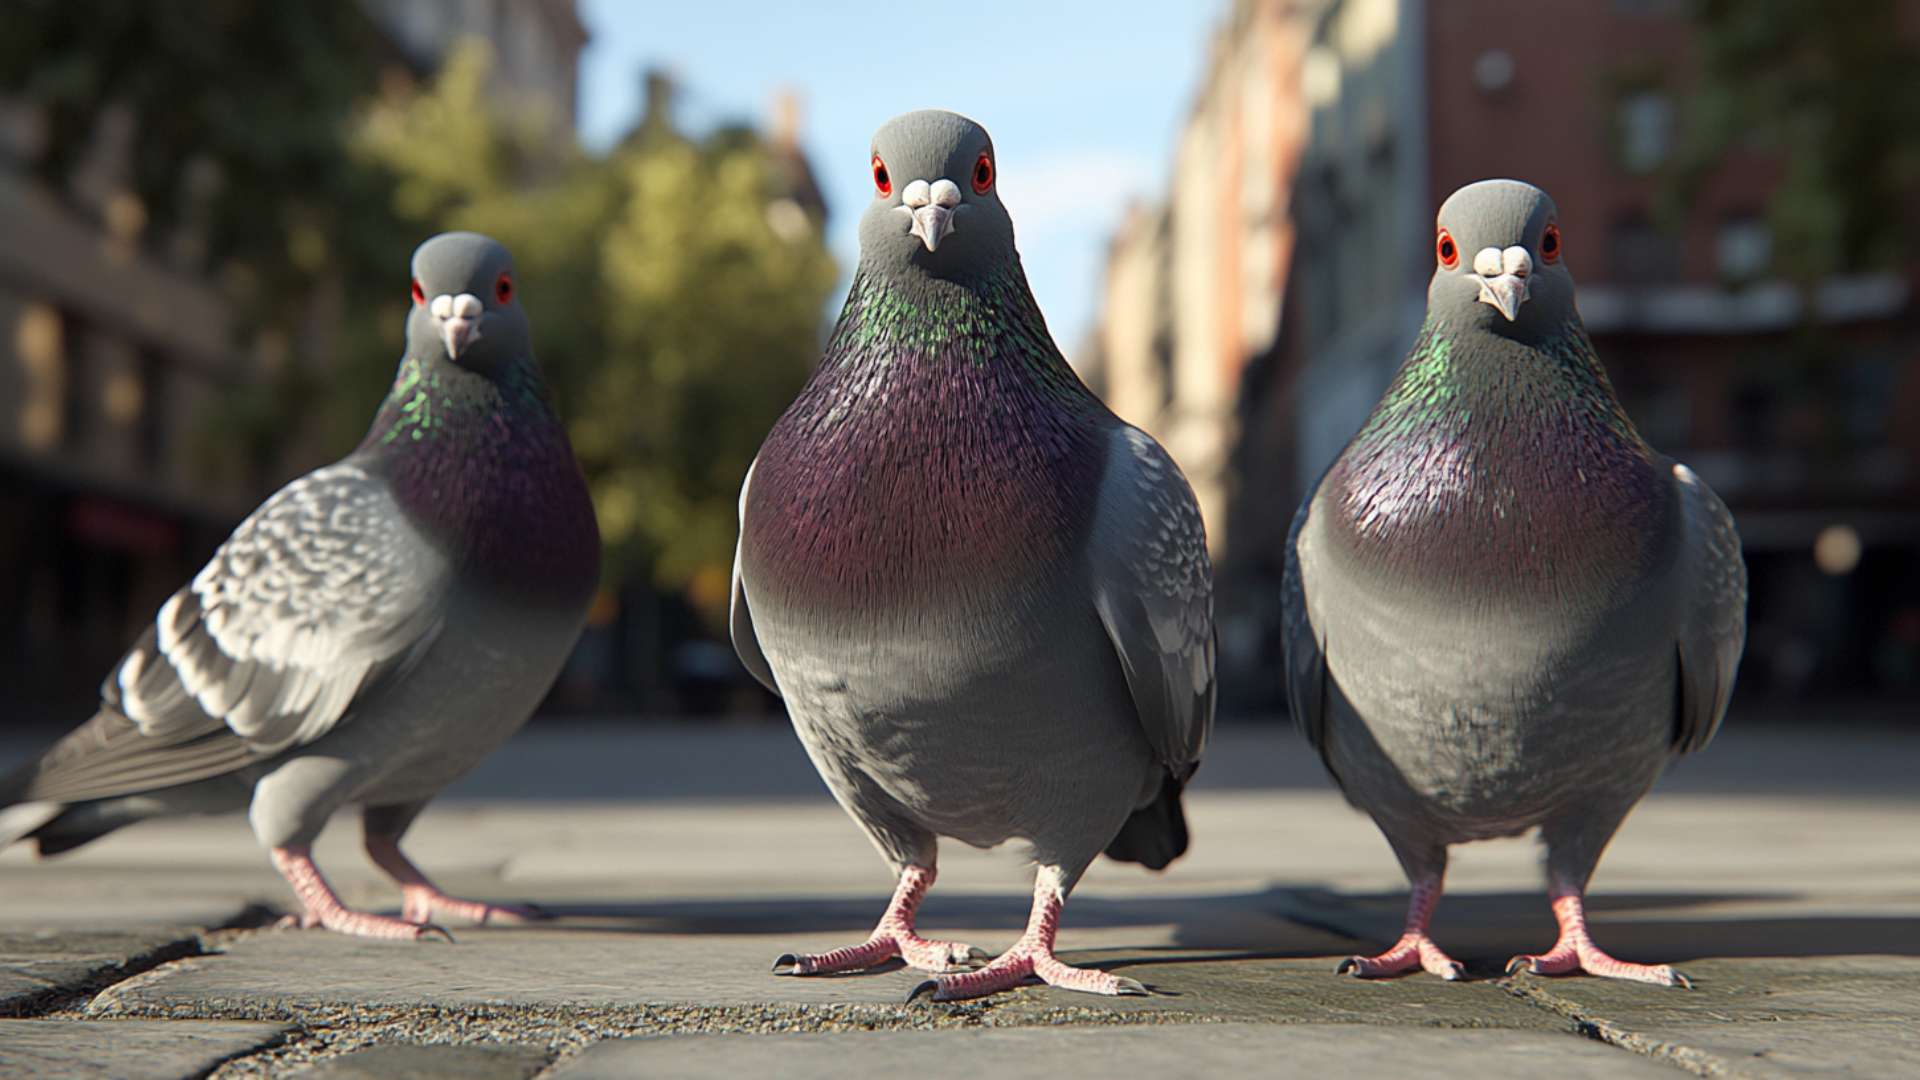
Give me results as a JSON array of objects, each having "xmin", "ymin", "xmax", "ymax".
[{"xmin": 1094, "ymin": 0, "xmax": 1920, "ymax": 706}]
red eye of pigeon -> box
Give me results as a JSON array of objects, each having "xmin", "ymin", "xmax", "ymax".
[
  {"xmin": 410, "ymin": 278, "xmax": 425, "ymax": 306},
  {"xmin": 1540, "ymin": 222, "xmax": 1562, "ymax": 264},
  {"xmin": 1436, "ymin": 229, "xmax": 1459, "ymax": 269},
  {"xmin": 495, "ymin": 272, "xmax": 513, "ymax": 304},
  {"xmin": 872, "ymin": 155, "xmax": 891, "ymax": 197},
  {"xmin": 971, "ymin": 153, "xmax": 994, "ymax": 195}
]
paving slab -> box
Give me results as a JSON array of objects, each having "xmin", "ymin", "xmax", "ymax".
[
  {"xmin": 0, "ymin": 1017, "xmax": 288, "ymax": 1079},
  {"xmin": 293, "ymin": 1042, "xmax": 549, "ymax": 1079},
  {"xmin": 549, "ymin": 1022, "xmax": 1672, "ymax": 1079},
  {"xmin": 1505, "ymin": 956, "xmax": 1920, "ymax": 1078},
  {"xmin": 0, "ymin": 927, "xmax": 215, "ymax": 1015},
  {"xmin": 85, "ymin": 924, "xmax": 1578, "ymax": 1032}
]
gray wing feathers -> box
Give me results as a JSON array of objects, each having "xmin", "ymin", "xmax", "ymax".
[
  {"xmin": 118, "ymin": 463, "xmax": 449, "ymax": 756},
  {"xmin": 7, "ymin": 704, "xmax": 257, "ymax": 805},
  {"xmin": 1280, "ymin": 491, "xmax": 1329, "ymax": 755},
  {"xmin": 1670, "ymin": 462, "xmax": 1747, "ymax": 754},
  {"xmin": 1091, "ymin": 427, "xmax": 1215, "ymax": 776},
  {"xmin": 729, "ymin": 457, "xmax": 779, "ymax": 696}
]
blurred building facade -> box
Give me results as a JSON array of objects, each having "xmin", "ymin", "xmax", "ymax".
[
  {"xmin": 1092, "ymin": 0, "xmax": 1920, "ymax": 707},
  {"xmin": 1084, "ymin": 0, "xmax": 1323, "ymax": 681},
  {"xmin": 0, "ymin": 3, "xmax": 588, "ymax": 723}
]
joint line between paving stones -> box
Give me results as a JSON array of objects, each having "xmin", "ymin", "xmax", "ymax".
[
  {"xmin": 3, "ymin": 904, "xmax": 280, "ymax": 1020},
  {"xmin": 1497, "ymin": 977, "xmax": 1730, "ymax": 1077}
]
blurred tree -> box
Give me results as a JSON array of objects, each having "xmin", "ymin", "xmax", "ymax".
[
  {"xmin": 0, "ymin": 2, "xmax": 407, "ymax": 480},
  {"xmin": 3, "ymin": 12, "xmax": 835, "ymax": 625},
  {"xmin": 355, "ymin": 45, "xmax": 838, "ymax": 612},
  {"xmin": 1672, "ymin": 0, "xmax": 1920, "ymax": 285}
]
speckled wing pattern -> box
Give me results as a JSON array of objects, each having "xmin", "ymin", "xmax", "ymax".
[
  {"xmin": 1280, "ymin": 488, "xmax": 1328, "ymax": 755},
  {"xmin": 728, "ymin": 457, "xmax": 778, "ymax": 696},
  {"xmin": 1090, "ymin": 426, "xmax": 1215, "ymax": 776},
  {"xmin": 1669, "ymin": 461, "xmax": 1746, "ymax": 754},
  {"xmin": 118, "ymin": 463, "xmax": 450, "ymax": 756}
]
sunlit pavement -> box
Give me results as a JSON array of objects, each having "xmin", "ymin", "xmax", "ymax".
[{"xmin": 1, "ymin": 721, "xmax": 1915, "ymax": 1078}]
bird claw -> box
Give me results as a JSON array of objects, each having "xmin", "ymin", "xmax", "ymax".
[
  {"xmin": 1671, "ymin": 969, "xmax": 1694, "ymax": 990},
  {"xmin": 770, "ymin": 952, "xmax": 803, "ymax": 976},
  {"xmin": 965, "ymin": 945, "xmax": 992, "ymax": 963},
  {"xmin": 906, "ymin": 978, "xmax": 942, "ymax": 1004},
  {"xmin": 417, "ymin": 923, "xmax": 455, "ymax": 944},
  {"xmin": 1113, "ymin": 976, "xmax": 1150, "ymax": 997},
  {"xmin": 1505, "ymin": 955, "xmax": 1535, "ymax": 977},
  {"xmin": 1335, "ymin": 957, "xmax": 1359, "ymax": 975}
]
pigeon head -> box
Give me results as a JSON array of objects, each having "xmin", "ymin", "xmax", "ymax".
[
  {"xmin": 1429, "ymin": 180, "xmax": 1575, "ymax": 337},
  {"xmin": 858, "ymin": 110, "xmax": 1015, "ymax": 279},
  {"xmin": 405, "ymin": 232, "xmax": 529, "ymax": 375}
]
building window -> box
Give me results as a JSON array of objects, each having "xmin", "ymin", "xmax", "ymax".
[
  {"xmin": 59, "ymin": 311, "xmax": 89, "ymax": 453},
  {"xmin": 137, "ymin": 348, "xmax": 167, "ymax": 474},
  {"xmin": 1716, "ymin": 215, "xmax": 1772, "ymax": 282},
  {"xmin": 1609, "ymin": 212, "xmax": 1681, "ymax": 283},
  {"xmin": 1616, "ymin": 91, "xmax": 1674, "ymax": 174}
]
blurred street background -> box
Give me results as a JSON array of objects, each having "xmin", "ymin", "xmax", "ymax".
[{"xmin": 1, "ymin": 0, "xmax": 1916, "ymax": 729}]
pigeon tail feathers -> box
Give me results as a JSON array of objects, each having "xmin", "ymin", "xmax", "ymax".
[{"xmin": 1102, "ymin": 772, "xmax": 1190, "ymax": 871}]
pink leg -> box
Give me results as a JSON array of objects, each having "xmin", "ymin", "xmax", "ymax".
[
  {"xmin": 774, "ymin": 865, "xmax": 985, "ymax": 976},
  {"xmin": 1506, "ymin": 888, "xmax": 1690, "ymax": 988},
  {"xmin": 269, "ymin": 846, "xmax": 451, "ymax": 941},
  {"xmin": 906, "ymin": 875, "xmax": 1146, "ymax": 1002},
  {"xmin": 363, "ymin": 834, "xmax": 543, "ymax": 927},
  {"xmin": 1337, "ymin": 874, "xmax": 1465, "ymax": 981}
]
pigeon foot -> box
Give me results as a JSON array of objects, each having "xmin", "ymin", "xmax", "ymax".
[
  {"xmin": 1337, "ymin": 872, "xmax": 1461, "ymax": 979},
  {"xmin": 1338, "ymin": 933, "xmax": 1465, "ymax": 980},
  {"xmin": 906, "ymin": 874, "xmax": 1144, "ymax": 1002},
  {"xmin": 772, "ymin": 864, "xmax": 983, "ymax": 976},
  {"xmin": 774, "ymin": 932, "xmax": 984, "ymax": 976},
  {"xmin": 908, "ymin": 942, "xmax": 1146, "ymax": 1002},
  {"xmin": 1505, "ymin": 891, "xmax": 1690, "ymax": 987},
  {"xmin": 1504, "ymin": 945, "xmax": 1689, "ymax": 987},
  {"xmin": 365, "ymin": 834, "xmax": 540, "ymax": 928},
  {"xmin": 270, "ymin": 846, "xmax": 453, "ymax": 941},
  {"xmin": 401, "ymin": 887, "xmax": 545, "ymax": 927}
]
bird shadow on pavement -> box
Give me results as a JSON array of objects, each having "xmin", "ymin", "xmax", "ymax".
[
  {"xmin": 1268, "ymin": 887, "xmax": 1920, "ymax": 964},
  {"xmin": 435, "ymin": 884, "xmax": 1920, "ymax": 971}
]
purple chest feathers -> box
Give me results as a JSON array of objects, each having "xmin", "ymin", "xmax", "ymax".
[{"xmin": 745, "ymin": 354, "xmax": 1106, "ymax": 613}]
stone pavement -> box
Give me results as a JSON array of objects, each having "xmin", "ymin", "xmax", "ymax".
[{"xmin": 0, "ymin": 721, "xmax": 1915, "ymax": 1078}]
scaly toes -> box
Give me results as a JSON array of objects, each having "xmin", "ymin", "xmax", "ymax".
[
  {"xmin": 1505, "ymin": 950, "xmax": 1691, "ymax": 988},
  {"xmin": 1339, "ymin": 936, "xmax": 1463, "ymax": 980},
  {"xmin": 899, "ymin": 937, "xmax": 988, "ymax": 973},
  {"xmin": 407, "ymin": 893, "xmax": 544, "ymax": 927},
  {"xmin": 1337, "ymin": 952, "xmax": 1415, "ymax": 979}
]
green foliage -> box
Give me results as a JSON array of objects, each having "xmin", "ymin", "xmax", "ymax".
[
  {"xmin": 353, "ymin": 43, "xmax": 838, "ymax": 602},
  {"xmin": 0, "ymin": 1, "xmax": 399, "ymax": 342},
  {"xmin": 1673, "ymin": 0, "xmax": 1920, "ymax": 284},
  {"xmin": 4, "ymin": 18, "xmax": 837, "ymax": 614}
]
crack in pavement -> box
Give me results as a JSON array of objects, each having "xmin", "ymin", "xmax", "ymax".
[
  {"xmin": 1, "ymin": 906, "xmax": 278, "ymax": 1020},
  {"xmin": 1497, "ymin": 977, "xmax": 1731, "ymax": 1077}
]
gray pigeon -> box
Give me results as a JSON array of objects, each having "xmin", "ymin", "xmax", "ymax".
[
  {"xmin": 0, "ymin": 232, "xmax": 600, "ymax": 939},
  {"xmin": 731, "ymin": 110, "xmax": 1215, "ymax": 1001},
  {"xmin": 1283, "ymin": 179, "xmax": 1746, "ymax": 986}
]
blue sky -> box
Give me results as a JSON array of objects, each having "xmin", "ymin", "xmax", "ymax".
[{"xmin": 577, "ymin": 0, "xmax": 1227, "ymax": 357}]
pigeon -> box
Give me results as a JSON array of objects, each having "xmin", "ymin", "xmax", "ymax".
[
  {"xmin": 731, "ymin": 110, "xmax": 1215, "ymax": 1002},
  {"xmin": 0, "ymin": 232, "xmax": 600, "ymax": 940},
  {"xmin": 1282, "ymin": 179, "xmax": 1747, "ymax": 986}
]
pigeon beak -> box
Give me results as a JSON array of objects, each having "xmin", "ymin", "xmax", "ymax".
[
  {"xmin": 1476, "ymin": 274, "xmax": 1529, "ymax": 322},
  {"xmin": 911, "ymin": 206, "xmax": 956, "ymax": 252},
  {"xmin": 429, "ymin": 292, "xmax": 485, "ymax": 360},
  {"xmin": 898, "ymin": 177, "xmax": 962, "ymax": 252},
  {"xmin": 1472, "ymin": 245, "xmax": 1533, "ymax": 322}
]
